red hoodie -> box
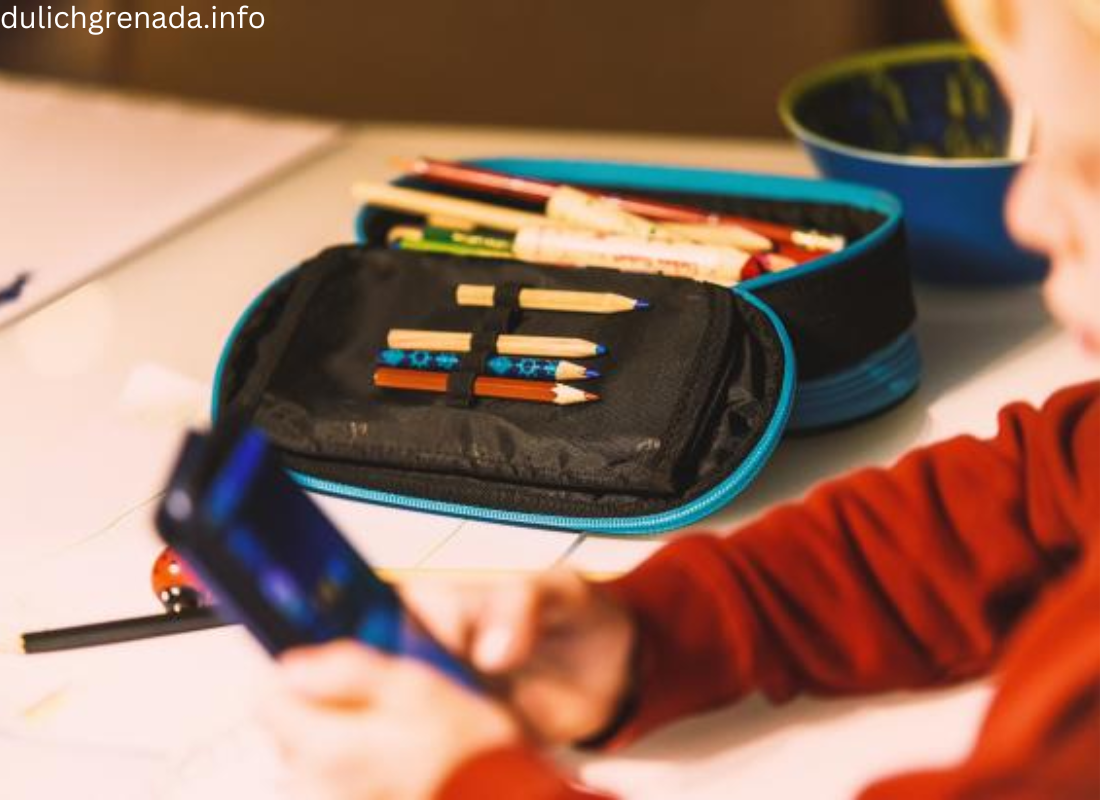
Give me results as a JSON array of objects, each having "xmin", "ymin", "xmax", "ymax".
[{"xmin": 439, "ymin": 382, "xmax": 1100, "ymax": 800}]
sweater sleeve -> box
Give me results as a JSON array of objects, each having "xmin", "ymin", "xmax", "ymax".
[
  {"xmin": 436, "ymin": 745, "xmax": 615, "ymax": 800},
  {"xmin": 601, "ymin": 382, "xmax": 1100, "ymax": 744}
]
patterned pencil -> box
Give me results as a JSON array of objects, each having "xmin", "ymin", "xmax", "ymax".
[
  {"xmin": 374, "ymin": 368, "xmax": 599, "ymax": 406},
  {"xmin": 377, "ymin": 349, "xmax": 599, "ymax": 381},
  {"xmin": 387, "ymin": 329, "xmax": 605, "ymax": 358}
]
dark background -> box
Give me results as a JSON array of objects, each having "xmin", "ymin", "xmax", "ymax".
[{"xmin": 0, "ymin": 0, "xmax": 955, "ymax": 135}]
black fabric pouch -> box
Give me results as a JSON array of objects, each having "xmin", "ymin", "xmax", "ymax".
[{"xmin": 216, "ymin": 244, "xmax": 787, "ymax": 522}]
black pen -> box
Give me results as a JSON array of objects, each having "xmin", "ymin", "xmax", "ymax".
[{"xmin": 13, "ymin": 607, "xmax": 232, "ymax": 654}]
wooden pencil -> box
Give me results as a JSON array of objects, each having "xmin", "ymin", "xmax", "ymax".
[
  {"xmin": 388, "ymin": 224, "xmax": 782, "ymax": 284},
  {"xmin": 353, "ymin": 183, "xmax": 547, "ymax": 233},
  {"xmin": 396, "ymin": 156, "xmax": 847, "ymax": 254},
  {"xmin": 389, "ymin": 226, "xmax": 514, "ymax": 255},
  {"xmin": 374, "ymin": 367, "xmax": 598, "ymax": 405},
  {"xmin": 377, "ymin": 349, "xmax": 599, "ymax": 381},
  {"xmin": 387, "ymin": 329, "xmax": 606, "ymax": 358},
  {"xmin": 456, "ymin": 284, "xmax": 649, "ymax": 314}
]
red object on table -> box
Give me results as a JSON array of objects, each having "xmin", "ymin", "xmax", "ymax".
[{"xmin": 151, "ymin": 546, "xmax": 213, "ymax": 613}]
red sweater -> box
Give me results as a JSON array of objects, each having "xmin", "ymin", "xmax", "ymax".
[{"xmin": 439, "ymin": 382, "xmax": 1100, "ymax": 800}]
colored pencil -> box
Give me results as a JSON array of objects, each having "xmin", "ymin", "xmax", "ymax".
[
  {"xmin": 388, "ymin": 225, "xmax": 515, "ymax": 260},
  {"xmin": 14, "ymin": 607, "xmax": 229, "ymax": 654},
  {"xmin": 353, "ymin": 183, "xmax": 547, "ymax": 233},
  {"xmin": 511, "ymin": 227, "xmax": 752, "ymax": 286},
  {"xmin": 389, "ymin": 224, "xmax": 511, "ymax": 252},
  {"xmin": 396, "ymin": 157, "xmax": 847, "ymax": 254},
  {"xmin": 545, "ymin": 185, "xmax": 684, "ymax": 243},
  {"xmin": 377, "ymin": 349, "xmax": 598, "ymax": 381},
  {"xmin": 391, "ymin": 226, "xmax": 514, "ymax": 254},
  {"xmin": 358, "ymin": 180, "xmax": 815, "ymax": 263},
  {"xmin": 388, "ymin": 224, "xmax": 780, "ymax": 285},
  {"xmin": 374, "ymin": 367, "xmax": 598, "ymax": 405},
  {"xmin": 456, "ymin": 284, "xmax": 649, "ymax": 314},
  {"xmin": 387, "ymin": 329, "xmax": 605, "ymax": 358},
  {"xmin": 395, "ymin": 236, "xmax": 508, "ymax": 260}
]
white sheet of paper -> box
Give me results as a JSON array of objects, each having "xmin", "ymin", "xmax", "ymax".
[
  {"xmin": 0, "ymin": 733, "xmax": 166, "ymax": 800},
  {"xmin": 0, "ymin": 74, "xmax": 340, "ymax": 327},
  {"xmin": 0, "ymin": 359, "xmax": 210, "ymax": 580}
]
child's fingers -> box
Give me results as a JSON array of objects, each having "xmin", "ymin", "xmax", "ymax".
[
  {"xmin": 472, "ymin": 570, "xmax": 590, "ymax": 672},
  {"xmin": 400, "ymin": 579, "xmax": 483, "ymax": 655},
  {"xmin": 278, "ymin": 640, "xmax": 393, "ymax": 705},
  {"xmin": 472, "ymin": 582, "xmax": 543, "ymax": 673},
  {"xmin": 532, "ymin": 569, "xmax": 596, "ymax": 628}
]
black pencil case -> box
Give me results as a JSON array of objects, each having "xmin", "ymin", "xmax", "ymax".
[{"xmin": 212, "ymin": 158, "xmax": 918, "ymax": 534}]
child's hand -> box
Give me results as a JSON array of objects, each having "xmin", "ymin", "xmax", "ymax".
[
  {"xmin": 264, "ymin": 641, "xmax": 519, "ymax": 800},
  {"xmin": 403, "ymin": 569, "xmax": 636, "ymax": 744}
]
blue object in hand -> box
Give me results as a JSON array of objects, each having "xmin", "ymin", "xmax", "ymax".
[{"xmin": 0, "ymin": 272, "xmax": 31, "ymax": 304}]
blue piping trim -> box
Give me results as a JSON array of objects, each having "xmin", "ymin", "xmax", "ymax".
[{"xmin": 789, "ymin": 331, "xmax": 921, "ymax": 430}]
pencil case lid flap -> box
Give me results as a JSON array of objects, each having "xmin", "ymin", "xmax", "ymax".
[{"xmin": 212, "ymin": 244, "xmax": 795, "ymax": 534}]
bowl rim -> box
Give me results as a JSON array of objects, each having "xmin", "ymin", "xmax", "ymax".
[{"xmin": 778, "ymin": 40, "xmax": 1026, "ymax": 170}]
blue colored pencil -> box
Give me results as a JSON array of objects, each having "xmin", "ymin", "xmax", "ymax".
[{"xmin": 377, "ymin": 349, "xmax": 599, "ymax": 381}]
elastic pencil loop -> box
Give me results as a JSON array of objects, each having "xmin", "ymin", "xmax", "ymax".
[
  {"xmin": 477, "ymin": 306, "xmax": 521, "ymax": 335},
  {"xmin": 445, "ymin": 370, "xmax": 478, "ymax": 407},
  {"xmin": 493, "ymin": 283, "xmax": 524, "ymax": 311},
  {"xmin": 466, "ymin": 329, "xmax": 499, "ymax": 386},
  {"xmin": 469, "ymin": 329, "xmax": 499, "ymax": 353},
  {"xmin": 458, "ymin": 350, "xmax": 491, "ymax": 374}
]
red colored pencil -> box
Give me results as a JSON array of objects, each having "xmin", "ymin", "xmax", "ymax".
[
  {"xmin": 373, "ymin": 368, "xmax": 599, "ymax": 405},
  {"xmin": 396, "ymin": 157, "xmax": 845, "ymax": 257}
]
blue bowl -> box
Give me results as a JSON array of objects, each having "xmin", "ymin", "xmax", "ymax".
[{"xmin": 780, "ymin": 42, "xmax": 1047, "ymax": 285}]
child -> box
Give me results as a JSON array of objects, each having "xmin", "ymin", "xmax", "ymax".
[{"xmin": 264, "ymin": 1, "xmax": 1100, "ymax": 797}]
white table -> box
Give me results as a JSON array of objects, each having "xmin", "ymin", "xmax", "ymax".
[{"xmin": 1, "ymin": 117, "xmax": 1095, "ymax": 800}]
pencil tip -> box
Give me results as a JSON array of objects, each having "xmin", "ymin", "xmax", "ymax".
[
  {"xmin": 389, "ymin": 155, "xmax": 417, "ymax": 172},
  {"xmin": 596, "ymin": 344, "xmax": 608, "ymax": 356},
  {"xmin": 634, "ymin": 299, "xmax": 651, "ymax": 310},
  {"xmin": 585, "ymin": 368, "xmax": 601, "ymax": 379},
  {"xmin": 584, "ymin": 392, "xmax": 600, "ymax": 402}
]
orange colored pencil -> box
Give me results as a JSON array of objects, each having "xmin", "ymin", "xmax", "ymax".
[{"xmin": 373, "ymin": 368, "xmax": 598, "ymax": 405}]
